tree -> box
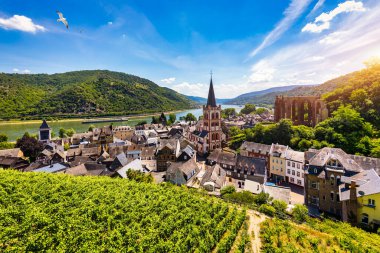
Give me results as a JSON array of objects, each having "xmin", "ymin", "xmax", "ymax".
[
  {"xmin": 222, "ymin": 108, "xmax": 236, "ymax": 118},
  {"xmin": 159, "ymin": 112, "xmax": 167, "ymax": 124},
  {"xmin": 64, "ymin": 143, "xmax": 70, "ymax": 151},
  {"xmin": 169, "ymin": 114, "xmax": 176, "ymax": 124},
  {"xmin": 88, "ymin": 125, "xmax": 95, "ymax": 132},
  {"xmin": 151, "ymin": 116, "xmax": 159, "ymax": 124},
  {"xmin": 292, "ymin": 204, "xmax": 308, "ymax": 223},
  {"xmin": 221, "ymin": 185, "xmax": 236, "ymax": 196},
  {"xmin": 137, "ymin": 120, "xmax": 147, "ymax": 126},
  {"xmin": 185, "ymin": 113, "xmax": 197, "ymax": 122},
  {"xmin": 272, "ymin": 200, "xmax": 288, "ymax": 217},
  {"xmin": 258, "ymin": 204, "xmax": 276, "ymax": 217},
  {"xmin": 59, "ymin": 128, "xmax": 66, "ymax": 138},
  {"xmin": 0, "ymin": 133, "xmax": 8, "ymax": 143},
  {"xmin": 255, "ymin": 107, "xmax": 268, "ymax": 115},
  {"xmin": 241, "ymin": 104, "xmax": 256, "ymax": 115},
  {"xmin": 15, "ymin": 132, "xmax": 43, "ymax": 161},
  {"xmin": 126, "ymin": 169, "xmax": 153, "ymax": 183},
  {"xmin": 66, "ymin": 128, "xmax": 76, "ymax": 137},
  {"xmin": 253, "ymin": 192, "xmax": 272, "ymax": 206}
]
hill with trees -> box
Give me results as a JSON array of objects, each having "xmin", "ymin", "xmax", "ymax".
[{"xmin": 0, "ymin": 70, "xmax": 196, "ymax": 120}]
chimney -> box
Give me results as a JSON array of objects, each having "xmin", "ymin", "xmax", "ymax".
[{"xmin": 350, "ymin": 181, "xmax": 357, "ymax": 201}]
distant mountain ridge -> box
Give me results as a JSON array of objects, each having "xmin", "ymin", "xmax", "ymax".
[
  {"xmin": 0, "ymin": 70, "xmax": 196, "ymax": 120},
  {"xmin": 186, "ymin": 96, "xmax": 231, "ymax": 105}
]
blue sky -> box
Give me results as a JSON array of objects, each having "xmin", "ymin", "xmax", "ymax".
[{"xmin": 1, "ymin": 0, "xmax": 380, "ymax": 98}]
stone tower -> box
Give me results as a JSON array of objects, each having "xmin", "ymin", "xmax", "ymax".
[{"xmin": 203, "ymin": 75, "xmax": 223, "ymax": 152}]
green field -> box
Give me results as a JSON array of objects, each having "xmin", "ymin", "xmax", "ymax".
[
  {"xmin": 260, "ymin": 218, "xmax": 380, "ymax": 253},
  {"xmin": 0, "ymin": 170, "xmax": 245, "ymax": 252}
]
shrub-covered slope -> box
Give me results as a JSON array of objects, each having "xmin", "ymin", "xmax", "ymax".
[
  {"xmin": 0, "ymin": 170, "xmax": 245, "ymax": 252},
  {"xmin": 0, "ymin": 70, "xmax": 195, "ymax": 119}
]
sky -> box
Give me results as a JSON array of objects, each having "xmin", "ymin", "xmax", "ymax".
[{"xmin": 1, "ymin": 0, "xmax": 380, "ymax": 98}]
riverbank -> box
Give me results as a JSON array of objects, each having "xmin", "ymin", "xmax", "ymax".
[{"xmin": 0, "ymin": 109, "xmax": 193, "ymax": 126}]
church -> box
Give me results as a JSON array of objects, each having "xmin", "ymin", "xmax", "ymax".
[{"xmin": 190, "ymin": 75, "xmax": 225, "ymax": 154}]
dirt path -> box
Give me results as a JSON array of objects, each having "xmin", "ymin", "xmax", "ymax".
[{"xmin": 247, "ymin": 210, "xmax": 266, "ymax": 253}]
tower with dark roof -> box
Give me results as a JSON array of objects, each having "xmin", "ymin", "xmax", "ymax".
[
  {"xmin": 39, "ymin": 119, "xmax": 52, "ymax": 142},
  {"xmin": 202, "ymin": 73, "xmax": 223, "ymax": 153}
]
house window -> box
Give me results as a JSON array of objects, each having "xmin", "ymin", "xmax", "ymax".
[
  {"xmin": 361, "ymin": 213, "xmax": 369, "ymax": 224},
  {"xmin": 336, "ymin": 176, "xmax": 341, "ymax": 185},
  {"xmin": 297, "ymin": 164, "xmax": 300, "ymax": 169},
  {"xmin": 297, "ymin": 172, "xmax": 300, "ymax": 177},
  {"xmin": 292, "ymin": 162, "xmax": 295, "ymax": 167},
  {"xmin": 257, "ymin": 185, "xmax": 259, "ymax": 191},
  {"xmin": 311, "ymin": 196, "xmax": 319, "ymax": 206},
  {"xmin": 314, "ymin": 168, "xmax": 318, "ymax": 174},
  {"xmin": 226, "ymin": 171, "xmax": 231, "ymax": 176},
  {"xmin": 292, "ymin": 170, "xmax": 295, "ymax": 175},
  {"xmin": 369, "ymin": 199, "xmax": 376, "ymax": 207},
  {"xmin": 288, "ymin": 161, "xmax": 290, "ymax": 166},
  {"xmin": 287, "ymin": 169, "xmax": 290, "ymax": 174},
  {"xmin": 330, "ymin": 175, "xmax": 335, "ymax": 186},
  {"xmin": 297, "ymin": 179, "xmax": 302, "ymax": 185},
  {"xmin": 311, "ymin": 181, "xmax": 319, "ymax": 189},
  {"xmin": 330, "ymin": 191, "xmax": 334, "ymax": 201},
  {"xmin": 290, "ymin": 178, "xmax": 294, "ymax": 183}
]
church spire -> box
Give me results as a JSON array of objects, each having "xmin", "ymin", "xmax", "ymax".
[{"xmin": 206, "ymin": 71, "xmax": 217, "ymax": 107}]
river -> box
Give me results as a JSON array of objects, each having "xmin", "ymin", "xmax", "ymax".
[{"xmin": 0, "ymin": 105, "xmax": 242, "ymax": 141}]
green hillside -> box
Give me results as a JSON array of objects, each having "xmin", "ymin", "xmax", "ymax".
[
  {"xmin": 0, "ymin": 170, "xmax": 245, "ymax": 252},
  {"xmin": 0, "ymin": 70, "xmax": 195, "ymax": 120},
  {"xmin": 228, "ymin": 73, "xmax": 355, "ymax": 106}
]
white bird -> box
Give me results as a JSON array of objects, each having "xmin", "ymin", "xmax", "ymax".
[{"xmin": 56, "ymin": 11, "xmax": 69, "ymax": 29}]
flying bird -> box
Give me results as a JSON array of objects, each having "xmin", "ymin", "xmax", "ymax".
[{"xmin": 56, "ymin": 11, "xmax": 69, "ymax": 29}]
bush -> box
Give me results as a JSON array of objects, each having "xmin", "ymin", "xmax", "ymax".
[
  {"xmin": 0, "ymin": 133, "xmax": 8, "ymax": 142},
  {"xmin": 126, "ymin": 169, "xmax": 153, "ymax": 183},
  {"xmin": 292, "ymin": 204, "xmax": 308, "ymax": 223},
  {"xmin": 221, "ymin": 185, "xmax": 236, "ymax": 196},
  {"xmin": 272, "ymin": 200, "xmax": 288, "ymax": 217},
  {"xmin": 259, "ymin": 204, "xmax": 276, "ymax": 217},
  {"xmin": 253, "ymin": 192, "xmax": 272, "ymax": 206}
]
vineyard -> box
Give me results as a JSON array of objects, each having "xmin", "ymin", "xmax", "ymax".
[
  {"xmin": 0, "ymin": 170, "xmax": 246, "ymax": 252},
  {"xmin": 260, "ymin": 218, "xmax": 380, "ymax": 253}
]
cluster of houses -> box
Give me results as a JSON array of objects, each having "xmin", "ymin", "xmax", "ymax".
[
  {"xmin": 223, "ymin": 111, "xmax": 274, "ymax": 129},
  {"xmin": 0, "ymin": 77, "xmax": 379, "ymax": 231}
]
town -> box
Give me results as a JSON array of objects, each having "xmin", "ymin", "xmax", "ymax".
[{"xmin": 1, "ymin": 76, "xmax": 379, "ymax": 234}]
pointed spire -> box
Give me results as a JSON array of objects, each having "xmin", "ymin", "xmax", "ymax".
[
  {"xmin": 206, "ymin": 71, "xmax": 217, "ymax": 107},
  {"xmin": 40, "ymin": 119, "xmax": 50, "ymax": 129}
]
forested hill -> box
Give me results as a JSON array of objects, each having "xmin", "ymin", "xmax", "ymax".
[
  {"xmin": 0, "ymin": 70, "xmax": 196, "ymax": 120},
  {"xmin": 228, "ymin": 72, "xmax": 356, "ymax": 106}
]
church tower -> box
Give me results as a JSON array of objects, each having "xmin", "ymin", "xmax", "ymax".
[
  {"xmin": 39, "ymin": 119, "xmax": 51, "ymax": 143},
  {"xmin": 203, "ymin": 73, "xmax": 223, "ymax": 152}
]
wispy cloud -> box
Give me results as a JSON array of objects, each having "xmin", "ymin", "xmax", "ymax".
[
  {"xmin": 12, "ymin": 68, "xmax": 31, "ymax": 74},
  {"xmin": 0, "ymin": 15, "xmax": 46, "ymax": 33},
  {"xmin": 302, "ymin": 1, "xmax": 366, "ymax": 33},
  {"xmin": 249, "ymin": 0, "xmax": 312, "ymax": 57},
  {"xmin": 160, "ymin": 77, "xmax": 176, "ymax": 84},
  {"xmin": 247, "ymin": 1, "xmax": 380, "ymax": 92},
  {"xmin": 307, "ymin": 0, "xmax": 326, "ymax": 18}
]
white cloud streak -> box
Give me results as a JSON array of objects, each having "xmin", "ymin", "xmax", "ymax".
[
  {"xmin": 302, "ymin": 1, "xmax": 366, "ymax": 33},
  {"xmin": 307, "ymin": 0, "xmax": 326, "ymax": 17},
  {"xmin": 160, "ymin": 77, "xmax": 176, "ymax": 84},
  {"xmin": 249, "ymin": 0, "xmax": 312, "ymax": 57},
  {"xmin": 0, "ymin": 15, "xmax": 46, "ymax": 33}
]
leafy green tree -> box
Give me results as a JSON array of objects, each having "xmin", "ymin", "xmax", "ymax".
[
  {"xmin": 151, "ymin": 116, "xmax": 159, "ymax": 124},
  {"xmin": 255, "ymin": 107, "xmax": 268, "ymax": 115},
  {"xmin": 272, "ymin": 200, "xmax": 288, "ymax": 217},
  {"xmin": 253, "ymin": 192, "xmax": 272, "ymax": 206},
  {"xmin": 126, "ymin": 169, "xmax": 154, "ymax": 183},
  {"xmin": 64, "ymin": 143, "xmax": 70, "ymax": 151},
  {"xmin": 159, "ymin": 112, "xmax": 167, "ymax": 124},
  {"xmin": 229, "ymin": 126, "xmax": 243, "ymax": 137},
  {"xmin": 222, "ymin": 108, "xmax": 236, "ymax": 118},
  {"xmin": 259, "ymin": 204, "xmax": 276, "ymax": 217},
  {"xmin": 292, "ymin": 204, "xmax": 308, "ymax": 223},
  {"xmin": 221, "ymin": 185, "xmax": 236, "ymax": 196},
  {"xmin": 241, "ymin": 104, "xmax": 256, "ymax": 115},
  {"xmin": 88, "ymin": 125, "xmax": 95, "ymax": 132},
  {"xmin": 169, "ymin": 114, "xmax": 176, "ymax": 124},
  {"xmin": 59, "ymin": 128, "xmax": 67, "ymax": 138},
  {"xmin": 66, "ymin": 128, "xmax": 76, "ymax": 137},
  {"xmin": 0, "ymin": 133, "xmax": 8, "ymax": 143},
  {"xmin": 185, "ymin": 113, "xmax": 197, "ymax": 122}
]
